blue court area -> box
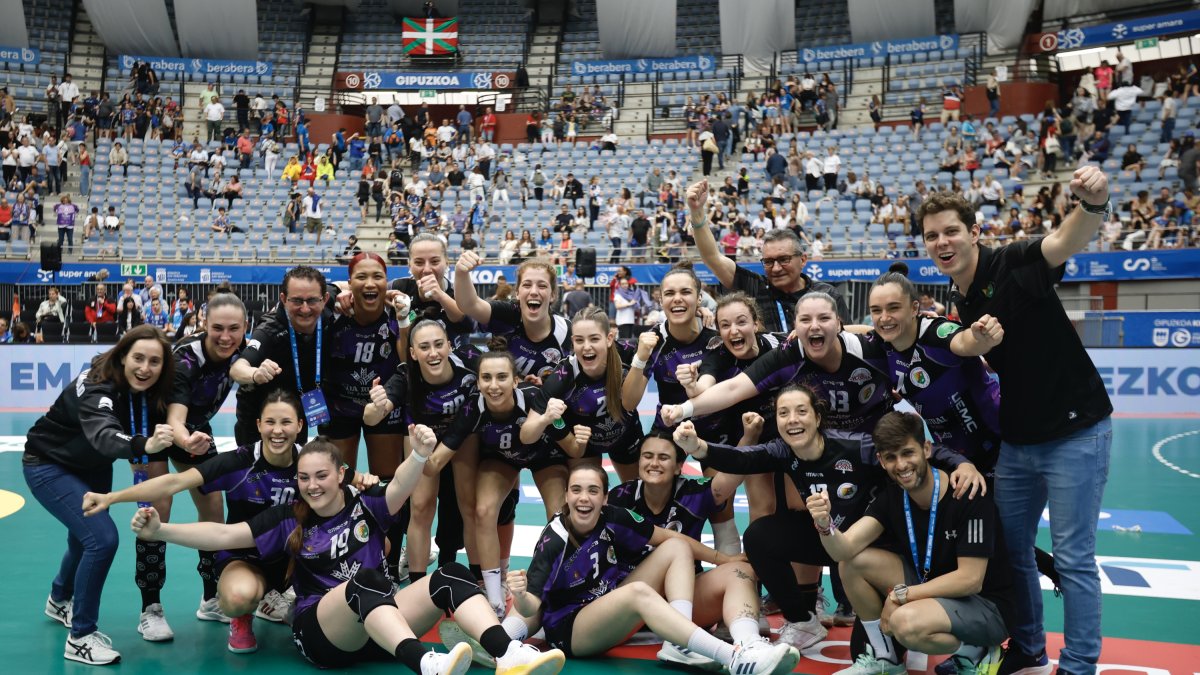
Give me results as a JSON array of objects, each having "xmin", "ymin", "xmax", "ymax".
[{"xmin": 1, "ymin": 410, "xmax": 1198, "ymax": 674}]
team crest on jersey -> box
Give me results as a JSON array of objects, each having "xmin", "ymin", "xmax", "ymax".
[
  {"xmin": 378, "ymin": 324, "xmax": 390, "ymax": 340},
  {"xmin": 380, "ymin": 341, "xmax": 392, "ymax": 359},
  {"xmin": 352, "ymin": 368, "xmax": 375, "ymax": 386},
  {"xmin": 833, "ymin": 459, "xmax": 854, "ymax": 474},
  {"xmin": 353, "ymin": 520, "xmax": 370, "ymax": 543},
  {"xmin": 858, "ymin": 383, "xmax": 877, "ymax": 404},
  {"xmin": 542, "ymin": 348, "xmax": 562, "ymax": 363},
  {"xmin": 598, "ymin": 529, "xmax": 612, "ymax": 541},
  {"xmin": 606, "ymin": 545, "xmax": 617, "ymax": 564},
  {"xmin": 351, "ymin": 503, "xmax": 363, "ymax": 519},
  {"xmin": 98, "ymin": 396, "xmax": 114, "ymax": 411},
  {"xmin": 910, "ymin": 368, "xmax": 930, "ymax": 388},
  {"xmin": 910, "ymin": 350, "xmax": 921, "ymax": 363},
  {"xmin": 706, "ymin": 336, "xmax": 723, "ymax": 350},
  {"xmin": 837, "ymin": 482, "xmax": 857, "ymax": 499},
  {"xmin": 936, "ymin": 322, "xmax": 961, "ymax": 339},
  {"xmin": 848, "ymin": 368, "xmax": 872, "ymax": 385}
]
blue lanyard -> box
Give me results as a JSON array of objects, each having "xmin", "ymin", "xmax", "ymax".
[
  {"xmin": 776, "ymin": 300, "xmax": 788, "ymax": 332},
  {"xmin": 129, "ymin": 395, "xmax": 148, "ymax": 463},
  {"xmin": 903, "ymin": 469, "xmax": 939, "ymax": 583},
  {"xmin": 286, "ymin": 315, "xmax": 321, "ymax": 390}
]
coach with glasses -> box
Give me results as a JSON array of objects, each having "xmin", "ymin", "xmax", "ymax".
[{"xmin": 686, "ymin": 180, "xmax": 849, "ymax": 331}]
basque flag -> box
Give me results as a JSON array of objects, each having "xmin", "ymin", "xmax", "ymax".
[{"xmin": 401, "ymin": 17, "xmax": 459, "ymax": 55}]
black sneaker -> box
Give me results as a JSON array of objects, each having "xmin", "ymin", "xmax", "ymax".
[{"xmin": 996, "ymin": 647, "xmax": 1052, "ymax": 675}]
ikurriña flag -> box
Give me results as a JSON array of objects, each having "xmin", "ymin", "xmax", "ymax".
[{"xmin": 401, "ymin": 17, "xmax": 459, "ymax": 55}]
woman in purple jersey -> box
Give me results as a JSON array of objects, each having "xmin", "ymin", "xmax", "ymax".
[
  {"xmin": 129, "ymin": 435, "xmax": 567, "ymax": 675},
  {"xmin": 508, "ymin": 465, "xmax": 796, "ymax": 674},
  {"xmin": 364, "ymin": 320, "xmax": 481, "ymax": 583},
  {"xmin": 84, "ymin": 392, "xmax": 378, "ymax": 653}
]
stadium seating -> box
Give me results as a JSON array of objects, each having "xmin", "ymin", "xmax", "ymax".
[{"xmin": 0, "ymin": 0, "xmax": 72, "ymax": 117}]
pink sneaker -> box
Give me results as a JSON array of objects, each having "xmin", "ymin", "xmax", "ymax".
[{"xmin": 227, "ymin": 615, "xmax": 257, "ymax": 654}]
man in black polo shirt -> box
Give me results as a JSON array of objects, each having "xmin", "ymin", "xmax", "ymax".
[
  {"xmin": 553, "ymin": 203, "xmax": 574, "ymax": 233},
  {"xmin": 919, "ymin": 165, "xmax": 1113, "ymax": 675},
  {"xmin": 809, "ymin": 412, "xmax": 1009, "ymax": 675},
  {"xmin": 687, "ymin": 180, "xmax": 849, "ymax": 331}
]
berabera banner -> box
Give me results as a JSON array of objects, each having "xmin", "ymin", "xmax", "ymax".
[
  {"xmin": 798, "ymin": 34, "xmax": 958, "ymax": 63},
  {"xmin": 570, "ymin": 54, "xmax": 716, "ymax": 77},
  {"xmin": 119, "ymin": 54, "xmax": 273, "ymax": 77},
  {"xmin": 0, "ymin": 45, "xmax": 40, "ymax": 65}
]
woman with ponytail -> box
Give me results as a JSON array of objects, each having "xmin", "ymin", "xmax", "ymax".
[{"xmin": 130, "ymin": 433, "xmax": 566, "ymax": 675}]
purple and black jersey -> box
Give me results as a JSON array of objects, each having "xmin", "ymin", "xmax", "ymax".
[
  {"xmin": 388, "ymin": 346, "xmax": 480, "ymax": 437},
  {"xmin": 247, "ymin": 486, "xmax": 398, "ymax": 617},
  {"xmin": 389, "ymin": 276, "xmax": 476, "ymax": 348},
  {"xmin": 642, "ymin": 322, "xmax": 720, "ymax": 431},
  {"xmin": 542, "ymin": 345, "xmax": 644, "ymax": 461},
  {"xmin": 882, "ymin": 317, "xmax": 1001, "ymax": 470},
  {"xmin": 608, "ymin": 476, "xmax": 721, "ymax": 571},
  {"xmin": 482, "ymin": 300, "xmax": 571, "ymax": 380},
  {"xmin": 526, "ymin": 505, "xmax": 655, "ymax": 636},
  {"xmin": 697, "ymin": 332, "xmax": 785, "ymax": 444},
  {"xmin": 743, "ymin": 331, "xmax": 893, "ymax": 433},
  {"xmin": 171, "ymin": 333, "xmax": 242, "ymax": 432},
  {"xmin": 441, "ymin": 384, "xmax": 567, "ymax": 466},
  {"xmin": 325, "ymin": 307, "xmax": 403, "ymax": 418},
  {"xmin": 196, "ymin": 441, "xmax": 304, "ymax": 525}
]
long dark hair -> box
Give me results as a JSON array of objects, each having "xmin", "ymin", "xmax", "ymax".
[
  {"xmin": 285, "ymin": 437, "xmax": 345, "ymax": 581},
  {"xmin": 407, "ymin": 319, "xmax": 450, "ymax": 417},
  {"xmin": 87, "ymin": 324, "xmax": 175, "ymax": 415},
  {"xmin": 571, "ymin": 307, "xmax": 623, "ymax": 420}
]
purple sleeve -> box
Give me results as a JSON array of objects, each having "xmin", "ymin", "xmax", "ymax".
[
  {"xmin": 359, "ymin": 488, "xmax": 400, "ymax": 530},
  {"xmin": 607, "ymin": 507, "xmax": 655, "ymax": 554},
  {"xmin": 440, "ymin": 396, "xmax": 481, "ymax": 450},
  {"xmin": 743, "ymin": 345, "xmax": 800, "ymax": 393},
  {"xmin": 246, "ymin": 504, "xmax": 296, "ymax": 559},
  {"xmin": 195, "ymin": 447, "xmax": 253, "ymax": 495}
]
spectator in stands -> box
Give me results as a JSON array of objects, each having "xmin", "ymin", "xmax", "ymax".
[
  {"xmin": 911, "ymin": 98, "xmax": 926, "ymax": 139},
  {"xmin": 85, "ymin": 284, "xmax": 115, "ymax": 324},
  {"xmin": 940, "ymin": 82, "xmax": 963, "ymax": 125},
  {"xmin": 233, "ymin": 90, "xmax": 250, "ymax": 132},
  {"xmin": 45, "ymin": 75, "xmax": 61, "ymax": 128},
  {"xmin": 203, "ymin": 94, "xmax": 225, "ymax": 144},
  {"xmin": 475, "ymin": 140, "xmax": 495, "ymax": 179},
  {"xmin": 281, "ymin": 156, "xmax": 301, "ymax": 185},
  {"xmin": 1095, "ymin": 60, "xmax": 1114, "ymax": 100},
  {"xmin": 336, "ymin": 234, "xmax": 362, "ymax": 264},
  {"xmin": 453, "ymin": 105, "xmax": 472, "ymax": 146},
  {"xmin": 210, "ymin": 207, "xmax": 246, "ymax": 235},
  {"xmin": 235, "ymin": 130, "xmax": 254, "ymax": 176},
  {"xmin": 53, "ymin": 194, "xmax": 79, "ymax": 253},
  {"xmin": 36, "ymin": 286, "xmax": 68, "ymax": 327},
  {"xmin": 15, "ymin": 137, "xmax": 38, "ymax": 184},
  {"xmin": 822, "ymin": 146, "xmax": 841, "ymax": 191},
  {"xmin": 1121, "ymin": 143, "xmax": 1145, "ymax": 182},
  {"xmin": 10, "ymin": 194, "xmax": 30, "ymax": 242},
  {"xmin": 478, "ymin": 106, "xmax": 497, "ymax": 143},
  {"xmin": 302, "ymin": 187, "xmax": 325, "ymax": 245},
  {"xmin": 115, "ymin": 296, "xmax": 142, "ymax": 334},
  {"xmin": 1109, "ymin": 81, "xmax": 1144, "ymax": 135},
  {"xmin": 803, "ymin": 151, "xmax": 822, "ymax": 192},
  {"xmin": 223, "ymin": 175, "xmax": 245, "ymax": 210},
  {"xmin": 184, "ymin": 166, "xmax": 204, "ymax": 210},
  {"xmin": 1082, "ymin": 129, "xmax": 1111, "ymax": 164},
  {"xmin": 105, "ymin": 141, "xmax": 129, "ymax": 178}
]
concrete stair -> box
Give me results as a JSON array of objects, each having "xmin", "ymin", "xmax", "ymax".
[{"xmin": 299, "ymin": 8, "xmax": 342, "ymax": 111}]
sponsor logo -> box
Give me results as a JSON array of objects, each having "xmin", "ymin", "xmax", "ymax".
[
  {"xmin": 910, "ymin": 367, "xmax": 930, "ymax": 388},
  {"xmin": 353, "ymin": 520, "xmax": 369, "ymax": 543},
  {"xmin": 331, "ymin": 560, "xmax": 362, "ymax": 582},
  {"xmin": 471, "ymin": 72, "xmax": 493, "ymax": 89},
  {"xmin": 1171, "ymin": 330, "xmax": 1191, "ymax": 348},
  {"xmin": 1153, "ymin": 328, "xmax": 1171, "ymax": 348},
  {"xmin": 363, "ymin": 72, "xmax": 382, "ymax": 89},
  {"xmin": 606, "ymin": 546, "xmax": 617, "ymax": 564},
  {"xmin": 833, "ymin": 459, "xmax": 853, "ymax": 474},
  {"xmin": 1112, "ymin": 23, "xmax": 1128, "ymax": 39},
  {"xmin": 1065, "ymin": 258, "xmax": 1079, "ymax": 276},
  {"xmin": 939, "ymin": 35, "xmax": 955, "ymax": 49},
  {"xmin": 858, "ymin": 383, "xmax": 876, "ymax": 404},
  {"xmin": 808, "ymin": 264, "xmax": 823, "ymax": 280},
  {"xmin": 848, "ymin": 368, "xmax": 871, "ymax": 385},
  {"xmin": 1124, "ymin": 257, "xmax": 1152, "ymax": 272},
  {"xmin": 802, "ymin": 48, "xmax": 816, "ymax": 62},
  {"xmin": 36, "ymin": 269, "xmax": 54, "ymax": 282},
  {"xmin": 98, "ymin": 396, "xmax": 113, "ymax": 411},
  {"xmin": 836, "ymin": 483, "xmax": 857, "ymax": 499},
  {"xmin": 636, "ymin": 59, "xmax": 648, "ymax": 72},
  {"xmin": 871, "ymin": 42, "xmax": 883, "ymax": 55}
]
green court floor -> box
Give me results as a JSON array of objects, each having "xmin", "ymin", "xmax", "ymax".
[{"xmin": 1, "ymin": 413, "xmax": 1198, "ymax": 674}]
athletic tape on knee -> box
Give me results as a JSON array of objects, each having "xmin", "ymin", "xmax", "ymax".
[
  {"xmin": 428, "ymin": 562, "xmax": 484, "ymax": 614},
  {"xmin": 344, "ymin": 568, "xmax": 397, "ymax": 623},
  {"xmin": 712, "ymin": 519, "xmax": 743, "ymax": 556}
]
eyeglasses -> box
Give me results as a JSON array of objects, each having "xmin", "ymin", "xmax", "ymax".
[
  {"xmin": 286, "ymin": 296, "xmax": 324, "ymax": 308},
  {"xmin": 760, "ymin": 255, "xmax": 795, "ymax": 269}
]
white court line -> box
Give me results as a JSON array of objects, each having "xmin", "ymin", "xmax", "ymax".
[{"xmin": 1151, "ymin": 429, "xmax": 1200, "ymax": 479}]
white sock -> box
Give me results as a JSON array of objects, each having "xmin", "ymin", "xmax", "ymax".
[
  {"xmin": 686, "ymin": 628, "xmax": 736, "ymax": 665},
  {"xmin": 954, "ymin": 642, "xmax": 986, "ymax": 662},
  {"xmin": 728, "ymin": 617, "xmax": 760, "ymax": 645},
  {"xmin": 482, "ymin": 568, "xmax": 504, "ymax": 607},
  {"xmin": 711, "ymin": 520, "xmax": 742, "ymax": 555},
  {"xmin": 501, "ymin": 616, "xmax": 528, "ymax": 642},
  {"xmin": 862, "ymin": 619, "xmax": 897, "ymax": 662},
  {"xmin": 669, "ymin": 599, "xmax": 694, "ymax": 621}
]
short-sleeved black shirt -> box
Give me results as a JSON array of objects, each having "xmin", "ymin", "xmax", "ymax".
[
  {"xmin": 731, "ymin": 266, "xmax": 850, "ymax": 332},
  {"xmin": 949, "ymin": 240, "xmax": 1112, "ymax": 443}
]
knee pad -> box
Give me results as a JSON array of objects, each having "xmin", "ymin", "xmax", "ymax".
[
  {"xmin": 428, "ymin": 562, "xmax": 484, "ymax": 614},
  {"xmin": 344, "ymin": 568, "xmax": 397, "ymax": 623},
  {"xmin": 498, "ymin": 488, "xmax": 519, "ymax": 526}
]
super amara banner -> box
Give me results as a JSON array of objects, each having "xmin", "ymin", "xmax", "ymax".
[
  {"xmin": 798, "ymin": 33, "xmax": 958, "ymax": 63},
  {"xmin": 1055, "ymin": 9, "xmax": 1200, "ymax": 51},
  {"xmin": 119, "ymin": 54, "xmax": 274, "ymax": 77}
]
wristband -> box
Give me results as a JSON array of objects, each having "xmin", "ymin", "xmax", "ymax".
[
  {"xmin": 410, "ymin": 451, "xmax": 429, "ymax": 464},
  {"xmin": 631, "ymin": 356, "xmax": 648, "ymax": 370},
  {"xmin": 1079, "ymin": 198, "xmax": 1112, "ymax": 218},
  {"xmin": 814, "ymin": 520, "xmax": 834, "ymax": 536},
  {"xmin": 678, "ymin": 400, "xmax": 694, "ymax": 420}
]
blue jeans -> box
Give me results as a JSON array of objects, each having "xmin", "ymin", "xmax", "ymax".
[
  {"xmin": 1161, "ymin": 117, "xmax": 1176, "ymax": 144},
  {"xmin": 80, "ymin": 165, "xmax": 91, "ymax": 196},
  {"xmin": 995, "ymin": 417, "xmax": 1111, "ymax": 674},
  {"xmin": 24, "ymin": 461, "xmax": 119, "ymax": 638}
]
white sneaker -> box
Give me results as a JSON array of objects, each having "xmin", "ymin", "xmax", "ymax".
[
  {"xmin": 65, "ymin": 630, "xmax": 121, "ymax": 665},
  {"xmin": 397, "ymin": 546, "xmax": 410, "ymax": 582},
  {"xmin": 815, "ymin": 587, "xmax": 831, "ymax": 625},
  {"xmin": 727, "ymin": 638, "xmax": 800, "ymax": 675},
  {"xmin": 495, "ymin": 642, "xmax": 567, "ymax": 675},
  {"xmin": 196, "ymin": 596, "xmax": 231, "ymax": 623},
  {"xmin": 833, "ymin": 646, "xmax": 907, "ymax": 675},
  {"xmin": 776, "ymin": 613, "xmax": 827, "ymax": 650},
  {"xmin": 255, "ymin": 589, "xmax": 294, "ymax": 624},
  {"xmin": 137, "ymin": 604, "xmax": 175, "ymax": 642},
  {"xmin": 420, "ymin": 642, "xmax": 474, "ymax": 675},
  {"xmin": 438, "ymin": 619, "xmax": 495, "ymax": 668},
  {"xmin": 656, "ymin": 642, "xmax": 724, "ymax": 671},
  {"xmin": 45, "ymin": 595, "xmax": 72, "ymax": 628}
]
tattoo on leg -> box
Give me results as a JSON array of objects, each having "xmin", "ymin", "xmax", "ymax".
[{"xmin": 733, "ymin": 568, "xmax": 754, "ymax": 581}]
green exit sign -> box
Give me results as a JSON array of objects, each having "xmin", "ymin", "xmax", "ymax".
[
  {"xmin": 121, "ymin": 263, "xmax": 147, "ymax": 277},
  {"xmin": 419, "ymin": 89, "xmax": 437, "ymax": 99},
  {"xmin": 1136, "ymin": 37, "xmax": 1158, "ymax": 49}
]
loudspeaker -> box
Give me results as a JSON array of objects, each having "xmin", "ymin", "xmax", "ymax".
[
  {"xmin": 576, "ymin": 247, "xmax": 597, "ymax": 278},
  {"xmin": 40, "ymin": 243, "xmax": 62, "ymax": 272}
]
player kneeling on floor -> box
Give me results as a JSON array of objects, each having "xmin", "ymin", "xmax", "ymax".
[{"xmin": 809, "ymin": 412, "xmax": 1010, "ymax": 675}]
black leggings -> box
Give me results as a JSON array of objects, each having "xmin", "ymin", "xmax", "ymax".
[{"xmin": 743, "ymin": 509, "xmax": 834, "ymax": 622}]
